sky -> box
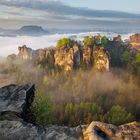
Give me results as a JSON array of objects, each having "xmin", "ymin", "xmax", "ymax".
[
  {"xmin": 0, "ymin": 0, "xmax": 140, "ymax": 30},
  {"xmin": 61, "ymin": 0, "xmax": 140, "ymax": 14}
]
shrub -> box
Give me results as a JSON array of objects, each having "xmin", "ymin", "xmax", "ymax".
[
  {"xmin": 83, "ymin": 36, "xmax": 94, "ymax": 46},
  {"xmin": 101, "ymin": 36, "xmax": 108, "ymax": 47},
  {"xmin": 57, "ymin": 38, "xmax": 75, "ymax": 48},
  {"xmin": 33, "ymin": 88, "xmax": 53, "ymax": 125},
  {"xmin": 60, "ymin": 102, "xmax": 103, "ymax": 126},
  {"xmin": 121, "ymin": 51, "xmax": 132, "ymax": 66},
  {"xmin": 105, "ymin": 105, "xmax": 134, "ymax": 125}
]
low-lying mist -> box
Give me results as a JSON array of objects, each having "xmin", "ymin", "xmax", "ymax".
[
  {"xmin": 0, "ymin": 32, "xmax": 132, "ymax": 57},
  {"xmin": 0, "ymin": 60, "xmax": 140, "ymax": 116}
]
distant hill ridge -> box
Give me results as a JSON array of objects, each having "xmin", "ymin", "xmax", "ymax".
[
  {"xmin": 18, "ymin": 25, "xmax": 46, "ymax": 32},
  {"xmin": 16, "ymin": 25, "xmax": 47, "ymax": 35}
]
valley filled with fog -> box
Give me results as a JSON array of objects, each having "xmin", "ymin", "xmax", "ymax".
[{"xmin": 0, "ymin": 32, "xmax": 133, "ymax": 57}]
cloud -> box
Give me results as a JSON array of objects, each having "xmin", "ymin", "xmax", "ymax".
[
  {"xmin": 1, "ymin": 0, "xmax": 140, "ymax": 18},
  {"xmin": 0, "ymin": 0, "xmax": 140, "ymax": 30}
]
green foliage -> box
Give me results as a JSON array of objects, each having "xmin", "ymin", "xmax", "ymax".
[
  {"xmin": 55, "ymin": 102, "xmax": 103, "ymax": 126},
  {"xmin": 121, "ymin": 51, "xmax": 132, "ymax": 65},
  {"xmin": 7, "ymin": 54, "xmax": 16, "ymax": 62},
  {"xmin": 131, "ymin": 53, "xmax": 140, "ymax": 76},
  {"xmin": 101, "ymin": 36, "xmax": 108, "ymax": 47},
  {"xmin": 33, "ymin": 88, "xmax": 53, "ymax": 125},
  {"xmin": 105, "ymin": 105, "xmax": 134, "ymax": 125},
  {"xmin": 57, "ymin": 38, "xmax": 75, "ymax": 48},
  {"xmin": 107, "ymin": 44, "xmax": 124, "ymax": 67},
  {"xmin": 83, "ymin": 36, "xmax": 95, "ymax": 46}
]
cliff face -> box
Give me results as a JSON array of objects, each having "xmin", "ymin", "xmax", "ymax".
[
  {"xmin": 83, "ymin": 45, "xmax": 92, "ymax": 65},
  {"xmin": 18, "ymin": 45, "xmax": 55, "ymax": 67},
  {"xmin": 94, "ymin": 46, "xmax": 110, "ymax": 71},
  {"xmin": 128, "ymin": 34, "xmax": 140, "ymax": 52},
  {"xmin": 54, "ymin": 44, "xmax": 81, "ymax": 71},
  {"xmin": 18, "ymin": 45, "xmax": 33, "ymax": 60},
  {"xmin": 18, "ymin": 44, "xmax": 110, "ymax": 71},
  {"xmin": 113, "ymin": 35, "xmax": 122, "ymax": 42},
  {"xmin": 0, "ymin": 84, "xmax": 140, "ymax": 140},
  {"xmin": 130, "ymin": 34, "xmax": 140, "ymax": 44}
]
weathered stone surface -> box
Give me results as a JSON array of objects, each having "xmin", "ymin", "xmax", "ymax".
[
  {"xmin": 0, "ymin": 120, "xmax": 84, "ymax": 140},
  {"xmin": 84, "ymin": 121, "xmax": 140, "ymax": 140},
  {"xmin": 113, "ymin": 35, "xmax": 122, "ymax": 42},
  {"xmin": 55, "ymin": 44, "xmax": 81, "ymax": 71},
  {"xmin": 83, "ymin": 45, "xmax": 92, "ymax": 65},
  {"xmin": 18, "ymin": 45, "xmax": 55, "ymax": 67},
  {"xmin": 17, "ymin": 44, "xmax": 111, "ymax": 71},
  {"xmin": 18, "ymin": 45, "xmax": 33, "ymax": 60},
  {"xmin": 0, "ymin": 84, "xmax": 35, "ymax": 120},
  {"xmin": 130, "ymin": 34, "xmax": 140, "ymax": 44},
  {"xmin": 129, "ymin": 34, "xmax": 140, "ymax": 52},
  {"xmin": 94, "ymin": 46, "xmax": 110, "ymax": 71}
]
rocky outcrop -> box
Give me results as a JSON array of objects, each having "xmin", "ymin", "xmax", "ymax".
[
  {"xmin": 82, "ymin": 45, "xmax": 92, "ymax": 65},
  {"xmin": 129, "ymin": 34, "xmax": 140, "ymax": 52},
  {"xmin": 18, "ymin": 45, "xmax": 33, "ymax": 60},
  {"xmin": 130, "ymin": 34, "xmax": 140, "ymax": 44},
  {"xmin": 84, "ymin": 121, "xmax": 140, "ymax": 140},
  {"xmin": 0, "ymin": 120, "xmax": 84, "ymax": 140},
  {"xmin": 113, "ymin": 35, "xmax": 122, "ymax": 42},
  {"xmin": 94, "ymin": 46, "xmax": 110, "ymax": 71},
  {"xmin": 54, "ymin": 44, "xmax": 81, "ymax": 71},
  {"xmin": 18, "ymin": 44, "xmax": 110, "ymax": 71},
  {"xmin": 18, "ymin": 45, "xmax": 55, "ymax": 67},
  {"xmin": 0, "ymin": 84, "xmax": 35, "ymax": 121},
  {"xmin": 0, "ymin": 84, "xmax": 140, "ymax": 140}
]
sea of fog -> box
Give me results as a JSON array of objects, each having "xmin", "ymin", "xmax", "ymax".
[{"xmin": 0, "ymin": 32, "xmax": 133, "ymax": 57}]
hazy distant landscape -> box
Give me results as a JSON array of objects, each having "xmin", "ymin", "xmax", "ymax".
[{"xmin": 0, "ymin": 26, "xmax": 133, "ymax": 57}]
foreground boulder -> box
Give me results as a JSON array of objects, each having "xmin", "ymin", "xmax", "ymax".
[
  {"xmin": 84, "ymin": 121, "xmax": 140, "ymax": 140},
  {"xmin": 0, "ymin": 84, "xmax": 35, "ymax": 121},
  {"xmin": 0, "ymin": 120, "xmax": 83, "ymax": 140}
]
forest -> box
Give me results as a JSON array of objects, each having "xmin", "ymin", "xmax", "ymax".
[{"xmin": 0, "ymin": 34, "xmax": 140, "ymax": 126}]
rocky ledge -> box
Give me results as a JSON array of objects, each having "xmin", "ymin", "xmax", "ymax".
[{"xmin": 0, "ymin": 84, "xmax": 140, "ymax": 140}]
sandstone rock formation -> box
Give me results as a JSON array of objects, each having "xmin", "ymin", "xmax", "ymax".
[
  {"xmin": 18, "ymin": 44, "xmax": 110, "ymax": 71},
  {"xmin": 54, "ymin": 44, "xmax": 81, "ymax": 71},
  {"xmin": 18, "ymin": 45, "xmax": 55, "ymax": 67},
  {"xmin": 130, "ymin": 34, "xmax": 140, "ymax": 44},
  {"xmin": 84, "ymin": 121, "xmax": 140, "ymax": 140},
  {"xmin": 18, "ymin": 45, "xmax": 33, "ymax": 60},
  {"xmin": 0, "ymin": 84, "xmax": 140, "ymax": 140},
  {"xmin": 94, "ymin": 46, "xmax": 110, "ymax": 71},
  {"xmin": 55, "ymin": 46, "xmax": 74, "ymax": 71},
  {"xmin": 113, "ymin": 35, "xmax": 122, "ymax": 42},
  {"xmin": 83, "ymin": 45, "xmax": 92, "ymax": 65},
  {"xmin": 129, "ymin": 34, "xmax": 140, "ymax": 52}
]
